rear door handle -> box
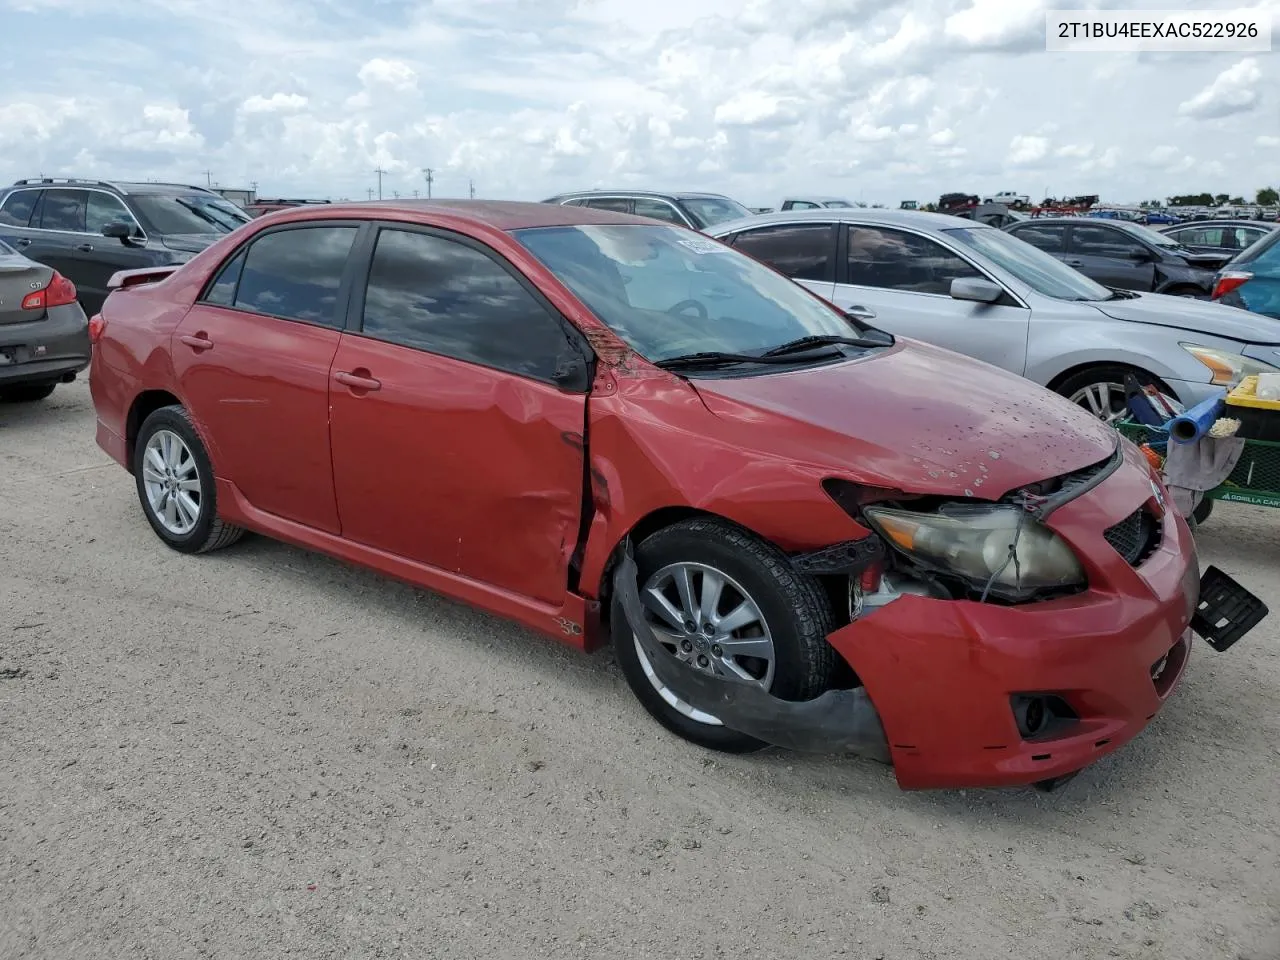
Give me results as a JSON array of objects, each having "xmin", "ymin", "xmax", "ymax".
[
  {"xmin": 335, "ymin": 370, "xmax": 381, "ymax": 392},
  {"xmin": 14, "ymin": 238, "xmax": 30, "ymax": 247},
  {"xmin": 1064, "ymin": 259, "xmax": 1083, "ymax": 267},
  {"xmin": 844, "ymin": 306, "xmax": 877, "ymax": 319},
  {"xmin": 179, "ymin": 333, "xmax": 214, "ymax": 352},
  {"xmin": 76, "ymin": 243, "xmax": 94, "ymax": 252}
]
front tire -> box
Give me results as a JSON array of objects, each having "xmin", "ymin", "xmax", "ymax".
[
  {"xmin": 1056, "ymin": 364, "xmax": 1176, "ymax": 424},
  {"xmin": 611, "ymin": 517, "xmax": 835, "ymax": 753},
  {"xmin": 133, "ymin": 404, "xmax": 245, "ymax": 554}
]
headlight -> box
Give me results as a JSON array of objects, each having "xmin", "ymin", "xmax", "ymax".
[
  {"xmin": 862, "ymin": 503, "xmax": 1085, "ymax": 599},
  {"xmin": 1180, "ymin": 343, "xmax": 1277, "ymax": 386}
]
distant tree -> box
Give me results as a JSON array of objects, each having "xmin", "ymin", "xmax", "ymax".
[
  {"xmin": 1167, "ymin": 193, "xmax": 1214, "ymax": 206},
  {"xmin": 1214, "ymin": 193, "xmax": 1230, "ymax": 205},
  {"xmin": 924, "ymin": 203, "xmax": 938, "ymax": 212},
  {"xmin": 1257, "ymin": 186, "xmax": 1279, "ymax": 206}
]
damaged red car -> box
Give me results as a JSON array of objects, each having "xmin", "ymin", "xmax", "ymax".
[{"xmin": 88, "ymin": 200, "xmax": 1263, "ymax": 791}]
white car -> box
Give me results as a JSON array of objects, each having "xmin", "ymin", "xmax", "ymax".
[{"xmin": 983, "ymin": 191, "xmax": 1030, "ymax": 206}]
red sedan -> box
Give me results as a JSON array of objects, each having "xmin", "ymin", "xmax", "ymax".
[{"xmin": 88, "ymin": 200, "xmax": 1251, "ymax": 790}]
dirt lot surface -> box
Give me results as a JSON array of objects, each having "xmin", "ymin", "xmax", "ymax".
[{"xmin": 2, "ymin": 378, "xmax": 1278, "ymax": 960}]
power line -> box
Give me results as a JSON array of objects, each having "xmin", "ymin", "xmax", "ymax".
[
  {"xmin": 373, "ymin": 166, "xmax": 387, "ymax": 200},
  {"xmin": 422, "ymin": 167, "xmax": 434, "ymax": 199}
]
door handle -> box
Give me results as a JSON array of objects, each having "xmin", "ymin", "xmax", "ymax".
[
  {"xmin": 179, "ymin": 333, "xmax": 214, "ymax": 352},
  {"xmin": 76, "ymin": 243, "xmax": 94, "ymax": 252},
  {"xmin": 844, "ymin": 306, "xmax": 877, "ymax": 319},
  {"xmin": 335, "ymin": 370, "xmax": 381, "ymax": 392},
  {"xmin": 14, "ymin": 238, "xmax": 30, "ymax": 247},
  {"xmin": 1064, "ymin": 259, "xmax": 1083, "ymax": 267}
]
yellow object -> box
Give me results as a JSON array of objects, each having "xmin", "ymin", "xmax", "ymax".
[{"xmin": 1225, "ymin": 375, "xmax": 1280, "ymax": 411}]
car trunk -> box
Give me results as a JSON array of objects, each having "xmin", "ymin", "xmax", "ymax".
[{"xmin": 0, "ymin": 253, "xmax": 53, "ymax": 325}]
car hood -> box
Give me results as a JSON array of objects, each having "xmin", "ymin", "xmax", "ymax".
[
  {"xmin": 161, "ymin": 234, "xmax": 221, "ymax": 254},
  {"xmin": 690, "ymin": 340, "xmax": 1119, "ymax": 498},
  {"xmin": 1091, "ymin": 291, "xmax": 1280, "ymax": 344}
]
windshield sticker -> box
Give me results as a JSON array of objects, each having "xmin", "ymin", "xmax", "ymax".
[{"xmin": 677, "ymin": 237, "xmax": 730, "ymax": 255}]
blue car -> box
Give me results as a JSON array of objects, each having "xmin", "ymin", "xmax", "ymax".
[
  {"xmin": 1213, "ymin": 228, "xmax": 1280, "ymax": 319},
  {"xmin": 1143, "ymin": 211, "xmax": 1181, "ymax": 225}
]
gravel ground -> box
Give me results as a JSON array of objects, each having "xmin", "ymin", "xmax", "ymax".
[{"xmin": 2, "ymin": 378, "xmax": 1278, "ymax": 960}]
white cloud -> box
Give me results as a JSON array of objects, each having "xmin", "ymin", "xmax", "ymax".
[
  {"xmin": 1258, "ymin": 135, "xmax": 1280, "ymax": 148},
  {"xmin": 0, "ymin": 0, "xmax": 1272, "ymax": 206},
  {"xmin": 1008, "ymin": 134, "xmax": 1049, "ymax": 165},
  {"xmin": 1178, "ymin": 58, "xmax": 1262, "ymax": 120},
  {"xmin": 241, "ymin": 93, "xmax": 309, "ymax": 114}
]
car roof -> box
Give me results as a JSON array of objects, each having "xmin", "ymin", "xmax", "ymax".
[
  {"xmin": 704, "ymin": 207, "xmax": 989, "ymax": 234},
  {"xmin": 271, "ymin": 198, "xmax": 660, "ymax": 231},
  {"xmin": 782, "ymin": 196, "xmax": 850, "ymax": 203},
  {"xmin": 545, "ymin": 188, "xmax": 736, "ymax": 202},
  {"xmin": 1163, "ymin": 219, "xmax": 1279, "ymax": 229}
]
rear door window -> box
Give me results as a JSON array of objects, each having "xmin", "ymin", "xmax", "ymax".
[
  {"xmin": 0, "ymin": 190, "xmax": 40, "ymax": 227},
  {"xmin": 632, "ymin": 198, "xmax": 687, "ymax": 226},
  {"xmin": 1070, "ymin": 225, "xmax": 1147, "ymax": 258},
  {"xmin": 730, "ymin": 223, "xmax": 835, "ymax": 282},
  {"xmin": 1009, "ymin": 223, "xmax": 1067, "ymax": 253},
  {"xmin": 584, "ymin": 198, "xmax": 634, "ymax": 214},
  {"xmin": 39, "ymin": 189, "xmax": 89, "ymax": 232},
  {"xmin": 233, "ymin": 225, "xmax": 358, "ymax": 326}
]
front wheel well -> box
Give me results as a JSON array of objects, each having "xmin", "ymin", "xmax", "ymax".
[
  {"xmin": 125, "ymin": 389, "xmax": 182, "ymax": 472},
  {"xmin": 1046, "ymin": 362, "xmax": 1176, "ymax": 400}
]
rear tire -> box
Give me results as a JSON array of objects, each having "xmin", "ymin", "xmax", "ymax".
[
  {"xmin": 611, "ymin": 517, "xmax": 835, "ymax": 753},
  {"xmin": 133, "ymin": 404, "xmax": 245, "ymax": 554},
  {"xmin": 0, "ymin": 382, "xmax": 56, "ymax": 403}
]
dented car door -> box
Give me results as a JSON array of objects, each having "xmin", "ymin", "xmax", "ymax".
[{"xmin": 327, "ymin": 224, "xmax": 592, "ymax": 606}]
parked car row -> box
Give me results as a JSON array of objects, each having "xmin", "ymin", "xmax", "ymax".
[{"xmin": 84, "ymin": 197, "xmax": 1246, "ymax": 790}]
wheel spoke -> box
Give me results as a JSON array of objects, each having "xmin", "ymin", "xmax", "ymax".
[
  {"xmin": 642, "ymin": 587, "xmax": 684, "ymax": 631},
  {"xmin": 175, "ymin": 492, "xmax": 199, "ymax": 527},
  {"xmin": 715, "ymin": 601, "xmax": 757, "ymax": 635},
  {"xmin": 145, "ymin": 446, "xmax": 166, "ymax": 475},
  {"xmin": 142, "ymin": 465, "xmax": 165, "ymax": 486},
  {"xmin": 672, "ymin": 567, "xmax": 697, "ymax": 622},
  {"xmin": 178, "ymin": 478, "xmax": 200, "ymax": 493},
  {"xmin": 699, "ymin": 570, "xmax": 725, "ymax": 624},
  {"xmin": 717, "ymin": 636, "xmax": 773, "ymax": 660},
  {"xmin": 163, "ymin": 494, "xmax": 179, "ymax": 528},
  {"xmin": 147, "ymin": 485, "xmax": 167, "ymax": 513},
  {"xmin": 174, "ymin": 454, "xmax": 197, "ymax": 478}
]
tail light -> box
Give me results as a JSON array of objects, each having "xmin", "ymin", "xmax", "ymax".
[
  {"xmin": 21, "ymin": 271, "xmax": 78, "ymax": 310},
  {"xmin": 88, "ymin": 313, "xmax": 106, "ymax": 344},
  {"xmin": 1212, "ymin": 271, "xmax": 1253, "ymax": 300}
]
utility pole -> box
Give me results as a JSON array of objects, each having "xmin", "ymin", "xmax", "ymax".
[
  {"xmin": 373, "ymin": 166, "xmax": 387, "ymax": 200},
  {"xmin": 366, "ymin": 187, "xmax": 375, "ymax": 201},
  {"xmin": 422, "ymin": 167, "xmax": 434, "ymax": 198},
  {"xmin": 413, "ymin": 190, "xmax": 419, "ymax": 199},
  {"xmin": 469, "ymin": 179, "xmax": 476, "ymax": 199},
  {"xmin": 202, "ymin": 170, "xmax": 213, "ymax": 187},
  {"xmin": 393, "ymin": 190, "xmax": 400, "ymax": 199}
]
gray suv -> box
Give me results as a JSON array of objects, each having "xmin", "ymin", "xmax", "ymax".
[
  {"xmin": 0, "ymin": 178, "xmax": 252, "ymax": 314},
  {"xmin": 541, "ymin": 189, "xmax": 752, "ymax": 232}
]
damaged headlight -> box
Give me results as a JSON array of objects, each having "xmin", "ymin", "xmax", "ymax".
[{"xmin": 862, "ymin": 503, "xmax": 1085, "ymax": 600}]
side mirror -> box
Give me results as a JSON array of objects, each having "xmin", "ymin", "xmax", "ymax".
[
  {"xmin": 950, "ymin": 277, "xmax": 1004, "ymax": 303},
  {"xmin": 550, "ymin": 349, "xmax": 593, "ymax": 393},
  {"xmin": 101, "ymin": 222, "xmax": 132, "ymax": 240}
]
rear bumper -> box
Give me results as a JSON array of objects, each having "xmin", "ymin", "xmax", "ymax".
[{"xmin": 0, "ymin": 304, "xmax": 90, "ymax": 385}]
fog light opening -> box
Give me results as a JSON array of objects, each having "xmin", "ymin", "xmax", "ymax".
[{"xmin": 1011, "ymin": 694, "xmax": 1077, "ymax": 741}]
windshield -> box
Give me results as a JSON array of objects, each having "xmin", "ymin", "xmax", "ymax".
[
  {"xmin": 513, "ymin": 223, "xmax": 866, "ymax": 364},
  {"xmin": 943, "ymin": 225, "xmax": 1114, "ymax": 301},
  {"xmin": 132, "ymin": 194, "xmax": 252, "ymax": 235},
  {"xmin": 678, "ymin": 197, "xmax": 753, "ymax": 229}
]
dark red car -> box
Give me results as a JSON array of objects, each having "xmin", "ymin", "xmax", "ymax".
[{"xmin": 88, "ymin": 200, "xmax": 1242, "ymax": 790}]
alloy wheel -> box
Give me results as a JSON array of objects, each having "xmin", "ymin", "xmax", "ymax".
[
  {"xmin": 633, "ymin": 561, "xmax": 776, "ymax": 726},
  {"xmin": 141, "ymin": 429, "xmax": 202, "ymax": 536}
]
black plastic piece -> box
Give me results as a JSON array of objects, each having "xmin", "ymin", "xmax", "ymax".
[
  {"xmin": 1125, "ymin": 372, "xmax": 1167, "ymax": 427},
  {"xmin": 1033, "ymin": 771, "xmax": 1081, "ymax": 793},
  {"xmin": 790, "ymin": 536, "xmax": 885, "ymax": 576},
  {"xmin": 613, "ymin": 543, "xmax": 892, "ymax": 762},
  {"xmin": 1191, "ymin": 565, "xmax": 1268, "ymax": 652}
]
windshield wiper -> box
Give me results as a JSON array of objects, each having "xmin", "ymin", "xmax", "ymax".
[
  {"xmin": 760, "ymin": 332, "xmax": 893, "ymax": 357},
  {"xmin": 654, "ymin": 351, "xmax": 785, "ymax": 370}
]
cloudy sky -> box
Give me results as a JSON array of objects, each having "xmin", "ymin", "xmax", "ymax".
[{"xmin": 0, "ymin": 0, "xmax": 1276, "ymax": 208}]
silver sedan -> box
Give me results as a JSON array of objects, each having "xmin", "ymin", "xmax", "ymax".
[{"xmin": 707, "ymin": 209, "xmax": 1280, "ymax": 420}]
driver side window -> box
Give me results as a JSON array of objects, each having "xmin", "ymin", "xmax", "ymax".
[
  {"xmin": 846, "ymin": 226, "xmax": 981, "ymax": 296},
  {"xmin": 85, "ymin": 192, "xmax": 140, "ymax": 235}
]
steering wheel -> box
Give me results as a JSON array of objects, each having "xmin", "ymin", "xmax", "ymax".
[{"xmin": 666, "ymin": 299, "xmax": 709, "ymax": 319}]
